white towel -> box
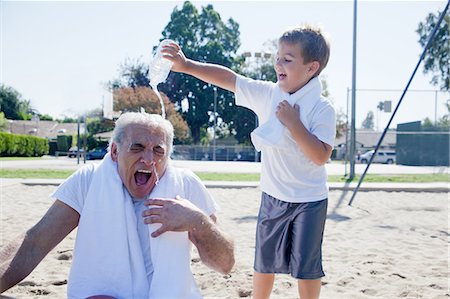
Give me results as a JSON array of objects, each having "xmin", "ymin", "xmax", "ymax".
[
  {"xmin": 67, "ymin": 153, "xmax": 201, "ymax": 298},
  {"xmin": 146, "ymin": 166, "xmax": 202, "ymax": 299},
  {"xmin": 68, "ymin": 152, "xmax": 149, "ymax": 298},
  {"xmin": 251, "ymin": 76, "xmax": 322, "ymax": 152}
]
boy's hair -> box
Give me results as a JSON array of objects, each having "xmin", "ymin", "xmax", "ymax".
[{"xmin": 279, "ymin": 24, "xmax": 330, "ymax": 76}]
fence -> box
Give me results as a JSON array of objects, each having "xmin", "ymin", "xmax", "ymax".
[{"xmin": 172, "ymin": 145, "xmax": 260, "ymax": 162}]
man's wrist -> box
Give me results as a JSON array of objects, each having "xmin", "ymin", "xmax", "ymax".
[{"xmin": 189, "ymin": 212, "xmax": 211, "ymax": 234}]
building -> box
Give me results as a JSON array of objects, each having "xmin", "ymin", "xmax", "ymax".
[{"xmin": 334, "ymin": 129, "xmax": 397, "ymax": 160}]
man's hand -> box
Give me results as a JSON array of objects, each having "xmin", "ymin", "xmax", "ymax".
[
  {"xmin": 142, "ymin": 196, "xmax": 235, "ymax": 274},
  {"xmin": 143, "ymin": 196, "xmax": 205, "ymax": 238}
]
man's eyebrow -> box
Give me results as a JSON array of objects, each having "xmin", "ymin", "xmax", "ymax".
[{"xmin": 128, "ymin": 142, "xmax": 145, "ymax": 148}]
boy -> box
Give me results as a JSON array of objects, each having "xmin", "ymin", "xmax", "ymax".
[{"xmin": 165, "ymin": 24, "xmax": 335, "ymax": 299}]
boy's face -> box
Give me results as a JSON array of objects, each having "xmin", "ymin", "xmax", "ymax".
[{"xmin": 274, "ymin": 41, "xmax": 317, "ymax": 94}]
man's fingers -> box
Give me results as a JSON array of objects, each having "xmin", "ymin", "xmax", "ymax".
[
  {"xmin": 151, "ymin": 226, "xmax": 167, "ymax": 238},
  {"xmin": 143, "ymin": 215, "xmax": 162, "ymax": 225},
  {"xmin": 142, "ymin": 207, "xmax": 161, "ymax": 217},
  {"xmin": 144, "ymin": 198, "xmax": 169, "ymax": 207}
]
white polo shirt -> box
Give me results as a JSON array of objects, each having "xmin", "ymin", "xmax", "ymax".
[{"xmin": 235, "ymin": 75, "xmax": 336, "ymax": 203}]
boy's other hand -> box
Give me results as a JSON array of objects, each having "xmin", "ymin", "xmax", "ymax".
[
  {"xmin": 276, "ymin": 100, "xmax": 301, "ymax": 129},
  {"xmin": 161, "ymin": 42, "xmax": 189, "ymax": 73}
]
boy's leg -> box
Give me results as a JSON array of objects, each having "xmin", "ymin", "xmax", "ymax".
[
  {"xmin": 297, "ymin": 279, "xmax": 321, "ymax": 299},
  {"xmin": 252, "ymin": 272, "xmax": 275, "ymax": 299}
]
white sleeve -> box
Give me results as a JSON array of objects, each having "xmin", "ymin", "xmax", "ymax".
[
  {"xmin": 234, "ymin": 75, "xmax": 275, "ymax": 117},
  {"xmin": 182, "ymin": 169, "xmax": 218, "ymax": 217},
  {"xmin": 50, "ymin": 164, "xmax": 95, "ymax": 214},
  {"xmin": 310, "ymin": 101, "xmax": 336, "ymax": 147}
]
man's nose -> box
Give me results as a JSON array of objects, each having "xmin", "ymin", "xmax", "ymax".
[{"xmin": 140, "ymin": 150, "xmax": 155, "ymax": 165}]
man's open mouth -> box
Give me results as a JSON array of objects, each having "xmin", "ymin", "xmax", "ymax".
[{"xmin": 135, "ymin": 169, "xmax": 152, "ymax": 186}]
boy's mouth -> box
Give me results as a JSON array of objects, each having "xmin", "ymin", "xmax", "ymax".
[
  {"xmin": 278, "ymin": 73, "xmax": 287, "ymax": 80},
  {"xmin": 135, "ymin": 169, "xmax": 152, "ymax": 186}
]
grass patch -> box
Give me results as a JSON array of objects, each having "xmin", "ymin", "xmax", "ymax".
[
  {"xmin": 0, "ymin": 157, "xmax": 44, "ymax": 161},
  {"xmin": 0, "ymin": 169, "xmax": 74, "ymax": 179},
  {"xmin": 1, "ymin": 169, "xmax": 448, "ymax": 183}
]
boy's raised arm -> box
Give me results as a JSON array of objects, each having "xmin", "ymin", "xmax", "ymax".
[{"xmin": 161, "ymin": 42, "xmax": 237, "ymax": 93}]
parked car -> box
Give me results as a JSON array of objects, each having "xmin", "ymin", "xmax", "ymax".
[
  {"xmin": 86, "ymin": 148, "xmax": 108, "ymax": 160},
  {"xmin": 360, "ymin": 150, "xmax": 396, "ymax": 164},
  {"xmin": 68, "ymin": 147, "xmax": 84, "ymax": 158}
]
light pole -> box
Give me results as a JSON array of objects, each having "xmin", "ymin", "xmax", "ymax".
[{"xmin": 213, "ymin": 87, "xmax": 217, "ymax": 161}]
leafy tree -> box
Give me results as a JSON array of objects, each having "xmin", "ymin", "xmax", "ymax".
[
  {"xmin": 158, "ymin": 1, "xmax": 241, "ymax": 143},
  {"xmin": 38, "ymin": 114, "xmax": 54, "ymax": 121},
  {"xmin": 361, "ymin": 111, "xmax": 375, "ymax": 130},
  {"xmin": 417, "ymin": 9, "xmax": 449, "ymax": 91},
  {"xmin": 0, "ymin": 112, "xmax": 8, "ymax": 132},
  {"xmin": 0, "ymin": 84, "xmax": 32, "ymax": 120},
  {"xmin": 113, "ymin": 87, "xmax": 191, "ymax": 144}
]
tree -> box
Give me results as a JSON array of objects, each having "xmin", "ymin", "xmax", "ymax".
[
  {"xmin": 158, "ymin": 1, "xmax": 241, "ymax": 143},
  {"xmin": 0, "ymin": 112, "xmax": 8, "ymax": 132},
  {"xmin": 361, "ymin": 111, "xmax": 375, "ymax": 130},
  {"xmin": 417, "ymin": 9, "xmax": 449, "ymax": 91},
  {"xmin": 113, "ymin": 87, "xmax": 191, "ymax": 144},
  {"xmin": 0, "ymin": 84, "xmax": 32, "ymax": 120}
]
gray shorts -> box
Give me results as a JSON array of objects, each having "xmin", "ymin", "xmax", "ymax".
[{"xmin": 254, "ymin": 192, "xmax": 327, "ymax": 279}]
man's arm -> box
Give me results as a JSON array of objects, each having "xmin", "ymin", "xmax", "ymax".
[
  {"xmin": 276, "ymin": 101, "xmax": 332, "ymax": 165},
  {"xmin": 0, "ymin": 200, "xmax": 79, "ymax": 292},
  {"xmin": 143, "ymin": 198, "xmax": 235, "ymax": 274},
  {"xmin": 161, "ymin": 42, "xmax": 237, "ymax": 93}
]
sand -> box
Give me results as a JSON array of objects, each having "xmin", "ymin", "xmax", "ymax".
[{"xmin": 0, "ymin": 182, "xmax": 448, "ymax": 298}]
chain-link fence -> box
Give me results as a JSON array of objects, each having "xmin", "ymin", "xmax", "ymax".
[{"xmin": 172, "ymin": 145, "xmax": 260, "ymax": 162}]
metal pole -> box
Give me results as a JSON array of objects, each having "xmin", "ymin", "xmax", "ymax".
[
  {"xmin": 349, "ymin": 0, "xmax": 358, "ymax": 179},
  {"xmin": 345, "ymin": 88, "xmax": 350, "ymax": 176},
  {"xmin": 83, "ymin": 115, "xmax": 87, "ymax": 164},
  {"xmin": 435, "ymin": 90, "xmax": 438, "ymax": 125},
  {"xmin": 76, "ymin": 116, "xmax": 80, "ymax": 165},
  {"xmin": 213, "ymin": 87, "xmax": 217, "ymax": 161},
  {"xmin": 348, "ymin": 0, "xmax": 449, "ymax": 206}
]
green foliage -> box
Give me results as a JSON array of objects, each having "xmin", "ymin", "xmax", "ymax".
[
  {"xmin": 87, "ymin": 118, "xmax": 115, "ymax": 135},
  {"xmin": 417, "ymin": 9, "xmax": 449, "ymax": 91},
  {"xmin": 38, "ymin": 114, "xmax": 54, "ymax": 121},
  {"xmin": 56, "ymin": 135, "xmax": 72, "ymax": 152},
  {"xmin": 159, "ymin": 1, "xmax": 241, "ymax": 143},
  {"xmin": 0, "ymin": 132, "xmax": 49, "ymax": 157},
  {"xmin": 361, "ymin": 111, "xmax": 375, "ymax": 130},
  {"xmin": 0, "ymin": 112, "xmax": 8, "ymax": 132},
  {"xmin": 0, "ymin": 84, "xmax": 32, "ymax": 120}
]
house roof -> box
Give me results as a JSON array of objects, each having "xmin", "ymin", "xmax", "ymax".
[
  {"xmin": 335, "ymin": 129, "xmax": 397, "ymax": 148},
  {"xmin": 7, "ymin": 120, "xmax": 86, "ymax": 139}
]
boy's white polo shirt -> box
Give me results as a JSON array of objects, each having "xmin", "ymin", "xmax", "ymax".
[{"xmin": 235, "ymin": 75, "xmax": 336, "ymax": 203}]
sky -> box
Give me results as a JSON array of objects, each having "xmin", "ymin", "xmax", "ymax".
[{"xmin": 1, "ymin": 0, "xmax": 448, "ymax": 129}]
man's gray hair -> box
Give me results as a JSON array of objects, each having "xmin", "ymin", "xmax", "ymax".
[{"xmin": 109, "ymin": 112, "xmax": 174, "ymax": 156}]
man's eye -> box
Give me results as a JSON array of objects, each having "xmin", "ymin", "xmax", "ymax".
[
  {"xmin": 129, "ymin": 145, "xmax": 144, "ymax": 152},
  {"xmin": 154, "ymin": 147, "xmax": 165, "ymax": 156}
]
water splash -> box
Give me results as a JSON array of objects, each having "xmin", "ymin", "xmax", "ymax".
[
  {"xmin": 152, "ymin": 162, "xmax": 160, "ymax": 185},
  {"xmin": 151, "ymin": 83, "xmax": 166, "ymax": 119}
]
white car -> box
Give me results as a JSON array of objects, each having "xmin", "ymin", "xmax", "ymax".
[{"xmin": 359, "ymin": 150, "xmax": 396, "ymax": 164}]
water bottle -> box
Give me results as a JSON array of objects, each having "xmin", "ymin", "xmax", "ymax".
[{"xmin": 149, "ymin": 39, "xmax": 175, "ymax": 88}]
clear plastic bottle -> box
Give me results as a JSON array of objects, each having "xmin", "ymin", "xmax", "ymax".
[{"xmin": 149, "ymin": 39, "xmax": 175, "ymax": 88}]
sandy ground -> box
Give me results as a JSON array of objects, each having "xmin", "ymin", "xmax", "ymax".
[{"xmin": 0, "ymin": 183, "xmax": 448, "ymax": 299}]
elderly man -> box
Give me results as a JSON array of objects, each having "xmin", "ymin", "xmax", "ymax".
[{"xmin": 0, "ymin": 112, "xmax": 234, "ymax": 298}]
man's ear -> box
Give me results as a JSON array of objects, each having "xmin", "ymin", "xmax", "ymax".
[{"xmin": 111, "ymin": 143, "xmax": 118, "ymax": 162}]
